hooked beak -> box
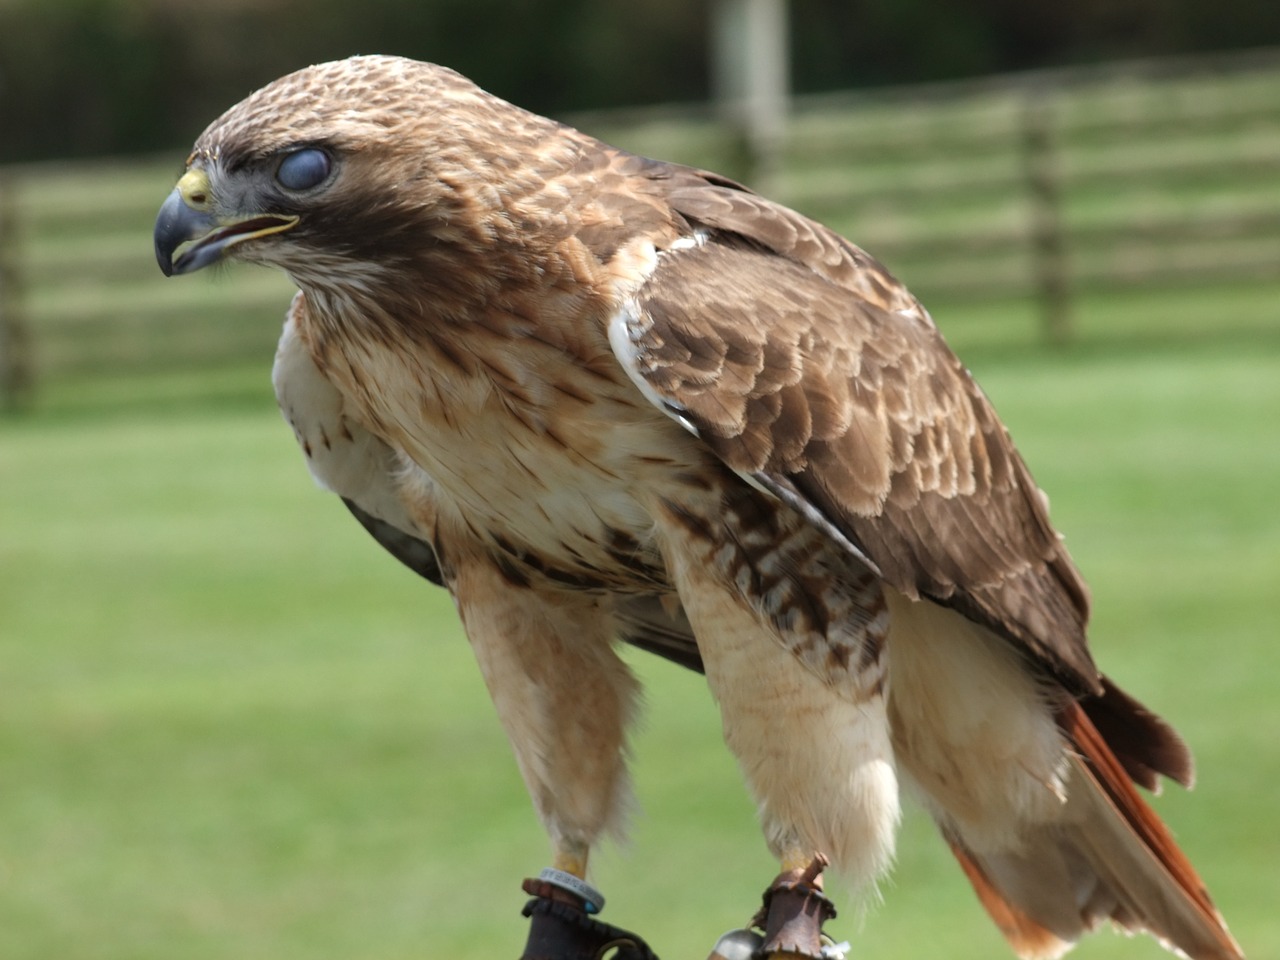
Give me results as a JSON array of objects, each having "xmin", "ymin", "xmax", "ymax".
[{"xmin": 154, "ymin": 169, "xmax": 298, "ymax": 277}]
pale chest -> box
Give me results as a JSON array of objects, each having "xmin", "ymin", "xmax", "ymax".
[{"xmin": 323, "ymin": 327, "xmax": 708, "ymax": 589}]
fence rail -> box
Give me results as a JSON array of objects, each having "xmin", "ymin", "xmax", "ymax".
[{"xmin": 4, "ymin": 46, "xmax": 1280, "ymax": 406}]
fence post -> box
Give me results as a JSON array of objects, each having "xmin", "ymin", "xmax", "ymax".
[
  {"xmin": 1021, "ymin": 90, "xmax": 1072, "ymax": 345},
  {"xmin": 0, "ymin": 172, "xmax": 33, "ymax": 411},
  {"xmin": 712, "ymin": 0, "xmax": 790, "ymax": 193}
]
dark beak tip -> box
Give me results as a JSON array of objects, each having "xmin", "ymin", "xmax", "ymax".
[
  {"xmin": 155, "ymin": 246, "xmax": 176, "ymax": 277},
  {"xmin": 153, "ymin": 187, "xmax": 205, "ymax": 278}
]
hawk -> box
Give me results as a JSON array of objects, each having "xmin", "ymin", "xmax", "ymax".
[{"xmin": 154, "ymin": 56, "xmax": 1242, "ymax": 959}]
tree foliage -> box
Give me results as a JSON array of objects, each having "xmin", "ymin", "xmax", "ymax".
[{"xmin": 2, "ymin": 0, "xmax": 1279, "ymax": 163}]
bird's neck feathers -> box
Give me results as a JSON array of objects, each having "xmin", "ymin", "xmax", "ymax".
[
  {"xmin": 286, "ymin": 207, "xmax": 626, "ymax": 422},
  {"xmin": 288, "ymin": 156, "xmax": 668, "ymax": 383}
]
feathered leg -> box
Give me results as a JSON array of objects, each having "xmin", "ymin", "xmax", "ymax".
[
  {"xmin": 655, "ymin": 491, "xmax": 899, "ymax": 954},
  {"xmin": 449, "ymin": 557, "xmax": 640, "ymax": 885}
]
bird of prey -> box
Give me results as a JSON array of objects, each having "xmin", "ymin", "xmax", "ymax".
[{"xmin": 155, "ymin": 56, "xmax": 1242, "ymax": 959}]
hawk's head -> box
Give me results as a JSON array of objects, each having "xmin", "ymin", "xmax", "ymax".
[{"xmin": 154, "ymin": 55, "xmax": 574, "ymax": 290}]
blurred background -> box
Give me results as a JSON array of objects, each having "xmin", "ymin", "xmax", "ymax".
[{"xmin": 1, "ymin": 2, "xmax": 1277, "ymax": 959}]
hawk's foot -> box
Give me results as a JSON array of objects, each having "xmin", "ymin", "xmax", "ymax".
[
  {"xmin": 752, "ymin": 854, "xmax": 839, "ymax": 959},
  {"xmin": 520, "ymin": 876, "xmax": 660, "ymax": 960}
]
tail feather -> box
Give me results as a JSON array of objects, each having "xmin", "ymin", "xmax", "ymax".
[
  {"xmin": 1058, "ymin": 699, "xmax": 1241, "ymax": 959},
  {"xmin": 947, "ymin": 837, "xmax": 1073, "ymax": 960},
  {"xmin": 1081, "ymin": 675, "xmax": 1195, "ymax": 792},
  {"xmin": 946, "ymin": 698, "xmax": 1243, "ymax": 960},
  {"xmin": 885, "ymin": 595, "xmax": 1240, "ymax": 958}
]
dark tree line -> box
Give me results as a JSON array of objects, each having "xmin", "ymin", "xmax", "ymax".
[{"xmin": 3, "ymin": 0, "xmax": 1280, "ymax": 163}]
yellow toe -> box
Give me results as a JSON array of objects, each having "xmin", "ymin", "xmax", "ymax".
[{"xmin": 552, "ymin": 850, "xmax": 588, "ymax": 879}]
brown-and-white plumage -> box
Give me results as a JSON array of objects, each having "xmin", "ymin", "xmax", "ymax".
[{"xmin": 154, "ymin": 56, "xmax": 1243, "ymax": 959}]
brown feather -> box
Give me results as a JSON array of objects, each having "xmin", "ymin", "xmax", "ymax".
[
  {"xmin": 947, "ymin": 836, "xmax": 1072, "ymax": 960},
  {"xmin": 935, "ymin": 691, "xmax": 1239, "ymax": 960},
  {"xmin": 629, "ymin": 228, "xmax": 1099, "ymax": 691},
  {"xmin": 1083, "ymin": 675, "xmax": 1195, "ymax": 791},
  {"xmin": 1057, "ymin": 700, "xmax": 1240, "ymax": 958}
]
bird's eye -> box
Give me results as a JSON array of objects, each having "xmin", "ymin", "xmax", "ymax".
[{"xmin": 276, "ymin": 148, "xmax": 331, "ymax": 191}]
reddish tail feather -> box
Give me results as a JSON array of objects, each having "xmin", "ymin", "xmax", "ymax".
[{"xmin": 947, "ymin": 684, "xmax": 1243, "ymax": 960}]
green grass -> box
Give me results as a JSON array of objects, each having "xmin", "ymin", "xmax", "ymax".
[{"xmin": 2, "ymin": 338, "xmax": 1278, "ymax": 960}]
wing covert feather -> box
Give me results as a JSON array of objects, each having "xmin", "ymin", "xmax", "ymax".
[{"xmin": 624, "ymin": 183, "xmax": 1097, "ymax": 690}]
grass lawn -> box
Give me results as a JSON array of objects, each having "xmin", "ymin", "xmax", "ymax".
[{"xmin": 2, "ymin": 336, "xmax": 1278, "ymax": 960}]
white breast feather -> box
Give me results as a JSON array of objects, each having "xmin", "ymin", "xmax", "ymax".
[{"xmin": 272, "ymin": 303, "xmax": 429, "ymax": 538}]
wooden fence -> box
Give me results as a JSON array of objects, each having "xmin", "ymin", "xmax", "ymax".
[
  {"xmin": 779, "ymin": 57, "xmax": 1280, "ymax": 310},
  {"xmin": 3, "ymin": 46, "xmax": 1280, "ymax": 407}
]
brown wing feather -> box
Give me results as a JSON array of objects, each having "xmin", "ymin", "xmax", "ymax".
[
  {"xmin": 618, "ymin": 173, "xmax": 1240, "ymax": 958},
  {"xmin": 625, "ymin": 182, "xmax": 1097, "ymax": 690},
  {"xmin": 1084, "ymin": 674, "xmax": 1195, "ymax": 791}
]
